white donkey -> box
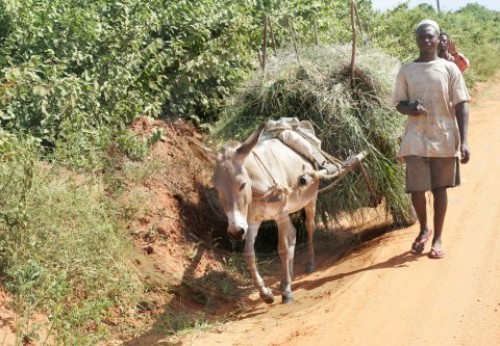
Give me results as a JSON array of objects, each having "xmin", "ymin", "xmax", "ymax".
[{"xmin": 190, "ymin": 122, "xmax": 322, "ymax": 304}]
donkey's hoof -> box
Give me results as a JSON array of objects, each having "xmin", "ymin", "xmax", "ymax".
[
  {"xmin": 260, "ymin": 288, "xmax": 274, "ymax": 304},
  {"xmin": 281, "ymin": 293, "xmax": 294, "ymax": 304},
  {"xmin": 305, "ymin": 264, "xmax": 315, "ymax": 273}
]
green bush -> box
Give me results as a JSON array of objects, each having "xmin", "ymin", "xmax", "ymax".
[
  {"xmin": 370, "ymin": 3, "xmax": 500, "ymax": 84},
  {"xmin": 1, "ymin": 0, "xmax": 498, "ymax": 150}
]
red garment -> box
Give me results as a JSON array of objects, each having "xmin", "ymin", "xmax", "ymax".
[{"xmin": 447, "ymin": 53, "xmax": 470, "ymax": 74}]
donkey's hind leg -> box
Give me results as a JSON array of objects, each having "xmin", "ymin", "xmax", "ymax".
[{"xmin": 304, "ymin": 198, "xmax": 317, "ymax": 273}]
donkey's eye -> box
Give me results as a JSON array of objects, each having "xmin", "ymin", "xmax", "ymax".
[{"xmin": 239, "ymin": 182, "xmax": 246, "ymax": 191}]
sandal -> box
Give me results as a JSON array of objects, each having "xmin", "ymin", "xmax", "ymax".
[
  {"xmin": 411, "ymin": 229, "xmax": 433, "ymax": 254},
  {"xmin": 428, "ymin": 247, "xmax": 446, "ymax": 259}
]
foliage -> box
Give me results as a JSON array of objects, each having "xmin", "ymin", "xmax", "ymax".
[
  {"xmin": 370, "ymin": 2, "xmax": 500, "ymax": 85},
  {"xmin": 0, "ymin": 131, "xmax": 38, "ymax": 255},
  {"xmin": 0, "ymin": 155, "xmax": 149, "ymax": 343},
  {"xmin": 1, "ymin": 1, "xmax": 158, "ymax": 136},
  {"xmin": 0, "ymin": 0, "xmax": 498, "ymax": 150},
  {"xmin": 0, "ymin": 0, "xmax": 377, "ymax": 150},
  {"xmin": 160, "ymin": 0, "xmax": 258, "ymax": 121},
  {"xmin": 0, "ymin": 0, "xmax": 253, "ymax": 169},
  {"xmin": 249, "ymin": 0, "xmax": 370, "ymax": 46}
]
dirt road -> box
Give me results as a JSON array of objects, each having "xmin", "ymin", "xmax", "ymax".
[{"xmin": 181, "ymin": 75, "xmax": 500, "ymax": 346}]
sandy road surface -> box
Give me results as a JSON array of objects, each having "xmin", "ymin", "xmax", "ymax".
[{"xmin": 181, "ymin": 75, "xmax": 500, "ymax": 346}]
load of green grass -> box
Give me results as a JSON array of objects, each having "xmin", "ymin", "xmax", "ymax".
[{"xmin": 212, "ymin": 45, "xmax": 413, "ymax": 224}]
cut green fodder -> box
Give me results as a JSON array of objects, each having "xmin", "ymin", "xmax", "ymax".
[{"xmin": 213, "ymin": 45, "xmax": 412, "ymax": 222}]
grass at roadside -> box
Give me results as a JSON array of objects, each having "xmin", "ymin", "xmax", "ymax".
[
  {"xmin": 0, "ymin": 128, "xmax": 167, "ymax": 344},
  {"xmin": 0, "ymin": 159, "xmax": 146, "ymax": 344},
  {"xmin": 0, "ymin": 122, "xmax": 219, "ymax": 345}
]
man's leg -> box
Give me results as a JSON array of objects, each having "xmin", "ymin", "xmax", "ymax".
[
  {"xmin": 428, "ymin": 157, "xmax": 456, "ymax": 258},
  {"xmin": 411, "ymin": 191, "xmax": 429, "ymax": 238},
  {"xmin": 406, "ymin": 156, "xmax": 432, "ymax": 253},
  {"xmin": 410, "ymin": 191, "xmax": 432, "ymax": 253},
  {"xmin": 431, "ymin": 187, "xmax": 448, "ymax": 252}
]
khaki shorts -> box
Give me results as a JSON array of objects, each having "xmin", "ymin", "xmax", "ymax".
[{"xmin": 404, "ymin": 156, "xmax": 460, "ymax": 192}]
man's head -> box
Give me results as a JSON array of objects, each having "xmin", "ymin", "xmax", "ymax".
[
  {"xmin": 438, "ymin": 32, "xmax": 450, "ymax": 52},
  {"xmin": 415, "ymin": 19, "xmax": 440, "ymax": 35},
  {"xmin": 415, "ymin": 19, "xmax": 440, "ymax": 55}
]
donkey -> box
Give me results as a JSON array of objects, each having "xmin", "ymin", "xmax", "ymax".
[{"xmin": 189, "ymin": 122, "xmax": 320, "ymax": 304}]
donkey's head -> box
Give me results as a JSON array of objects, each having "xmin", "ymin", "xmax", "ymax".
[{"xmin": 189, "ymin": 123, "xmax": 265, "ymax": 240}]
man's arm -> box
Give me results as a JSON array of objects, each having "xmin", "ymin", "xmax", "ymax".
[
  {"xmin": 453, "ymin": 53, "xmax": 470, "ymax": 74},
  {"xmin": 455, "ymin": 101, "xmax": 470, "ymax": 163},
  {"xmin": 448, "ymin": 38, "xmax": 470, "ymax": 73}
]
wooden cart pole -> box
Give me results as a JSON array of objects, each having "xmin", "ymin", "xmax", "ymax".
[{"xmin": 350, "ymin": 0, "xmax": 357, "ymax": 89}]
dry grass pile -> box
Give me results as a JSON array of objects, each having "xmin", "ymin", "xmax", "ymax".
[{"xmin": 213, "ymin": 45, "xmax": 412, "ymax": 223}]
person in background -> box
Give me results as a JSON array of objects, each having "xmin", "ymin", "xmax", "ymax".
[
  {"xmin": 392, "ymin": 19, "xmax": 471, "ymax": 259},
  {"xmin": 438, "ymin": 32, "xmax": 470, "ymax": 74}
]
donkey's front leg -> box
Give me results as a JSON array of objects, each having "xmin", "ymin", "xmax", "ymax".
[
  {"xmin": 243, "ymin": 221, "xmax": 274, "ymax": 304},
  {"xmin": 277, "ymin": 216, "xmax": 296, "ymax": 304}
]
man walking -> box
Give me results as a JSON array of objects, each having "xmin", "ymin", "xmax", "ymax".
[
  {"xmin": 438, "ymin": 31, "xmax": 470, "ymax": 74},
  {"xmin": 392, "ymin": 19, "xmax": 470, "ymax": 259}
]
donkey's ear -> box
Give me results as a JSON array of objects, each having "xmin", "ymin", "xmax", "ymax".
[
  {"xmin": 236, "ymin": 122, "xmax": 266, "ymax": 158},
  {"xmin": 188, "ymin": 137, "xmax": 217, "ymax": 164}
]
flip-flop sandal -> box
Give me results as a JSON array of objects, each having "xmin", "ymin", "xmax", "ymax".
[
  {"xmin": 411, "ymin": 229, "xmax": 433, "ymax": 254},
  {"xmin": 428, "ymin": 248, "xmax": 446, "ymax": 259}
]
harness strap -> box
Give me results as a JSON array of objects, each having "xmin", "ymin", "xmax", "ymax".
[{"xmin": 251, "ymin": 151, "xmax": 291, "ymax": 200}]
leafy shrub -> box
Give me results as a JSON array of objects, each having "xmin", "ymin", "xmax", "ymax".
[{"xmin": 370, "ymin": 3, "xmax": 500, "ymax": 84}]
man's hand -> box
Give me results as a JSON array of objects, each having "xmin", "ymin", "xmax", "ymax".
[
  {"xmin": 460, "ymin": 142, "xmax": 470, "ymax": 164},
  {"xmin": 455, "ymin": 101, "xmax": 470, "ymax": 164},
  {"xmin": 447, "ymin": 38, "xmax": 458, "ymax": 55},
  {"xmin": 396, "ymin": 100, "xmax": 427, "ymax": 116},
  {"xmin": 408, "ymin": 99, "xmax": 427, "ymax": 116}
]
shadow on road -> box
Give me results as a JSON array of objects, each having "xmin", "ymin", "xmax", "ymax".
[{"xmin": 122, "ymin": 188, "xmax": 406, "ymax": 345}]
